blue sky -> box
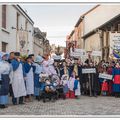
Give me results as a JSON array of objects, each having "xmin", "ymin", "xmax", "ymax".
[{"xmin": 20, "ymin": 4, "xmax": 96, "ymax": 47}]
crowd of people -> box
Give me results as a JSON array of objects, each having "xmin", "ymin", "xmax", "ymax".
[{"xmin": 0, "ymin": 51, "xmax": 120, "ymax": 109}]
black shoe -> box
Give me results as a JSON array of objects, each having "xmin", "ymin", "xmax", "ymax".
[
  {"xmin": 19, "ymin": 102, "xmax": 25, "ymax": 105},
  {"xmin": 0, "ymin": 105, "xmax": 6, "ymax": 108},
  {"xmin": 13, "ymin": 103, "xmax": 17, "ymax": 105}
]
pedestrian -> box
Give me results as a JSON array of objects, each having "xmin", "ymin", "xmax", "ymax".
[
  {"xmin": 61, "ymin": 74, "xmax": 69, "ymax": 99},
  {"xmin": 88, "ymin": 62, "xmax": 99, "ymax": 97},
  {"xmin": 107, "ymin": 62, "xmax": 114, "ymax": 96},
  {"xmin": 24, "ymin": 56, "xmax": 34, "ymax": 102},
  {"xmin": 68, "ymin": 71, "xmax": 76, "ymax": 99},
  {"xmin": 42, "ymin": 54, "xmax": 51, "ymax": 76},
  {"xmin": 48, "ymin": 59, "xmax": 57, "ymax": 76},
  {"xmin": 8, "ymin": 52, "xmax": 15, "ymax": 97},
  {"xmin": 33, "ymin": 55, "xmax": 44, "ymax": 101},
  {"xmin": 0, "ymin": 53, "xmax": 11, "ymax": 108},
  {"xmin": 101, "ymin": 80, "xmax": 108, "ymax": 96},
  {"xmin": 112, "ymin": 62, "xmax": 120, "ymax": 98},
  {"xmin": 73, "ymin": 76, "xmax": 81, "ymax": 99},
  {"xmin": 11, "ymin": 52, "xmax": 26, "ymax": 105},
  {"xmin": 54, "ymin": 60, "xmax": 60, "ymax": 77},
  {"xmin": 60, "ymin": 59, "xmax": 69, "ymax": 78}
]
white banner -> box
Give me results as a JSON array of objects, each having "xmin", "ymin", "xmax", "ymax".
[
  {"xmin": 99, "ymin": 73, "xmax": 113, "ymax": 80},
  {"xmin": 70, "ymin": 49, "xmax": 86, "ymax": 57},
  {"xmin": 17, "ymin": 30, "xmax": 28, "ymax": 55},
  {"xmin": 52, "ymin": 55, "xmax": 61, "ymax": 60},
  {"xmin": 82, "ymin": 68, "xmax": 96, "ymax": 74},
  {"xmin": 109, "ymin": 32, "xmax": 120, "ymax": 54},
  {"xmin": 91, "ymin": 51, "xmax": 102, "ymax": 57}
]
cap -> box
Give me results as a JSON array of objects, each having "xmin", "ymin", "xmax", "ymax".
[
  {"xmin": 28, "ymin": 54, "xmax": 34, "ymax": 57},
  {"xmin": 74, "ymin": 57, "xmax": 78, "ymax": 60},
  {"xmin": 14, "ymin": 52, "xmax": 20, "ymax": 56},
  {"xmin": 26, "ymin": 56, "xmax": 32, "ymax": 60}
]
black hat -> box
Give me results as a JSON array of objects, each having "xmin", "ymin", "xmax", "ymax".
[
  {"xmin": 54, "ymin": 59, "xmax": 60, "ymax": 62},
  {"xmin": 14, "ymin": 52, "xmax": 20, "ymax": 56},
  {"xmin": 28, "ymin": 54, "xmax": 34, "ymax": 57},
  {"xmin": 26, "ymin": 56, "xmax": 32, "ymax": 60},
  {"xmin": 61, "ymin": 59, "xmax": 66, "ymax": 62},
  {"xmin": 74, "ymin": 57, "xmax": 78, "ymax": 60}
]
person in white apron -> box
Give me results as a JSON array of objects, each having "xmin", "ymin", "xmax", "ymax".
[
  {"xmin": 11, "ymin": 52, "xmax": 26, "ymax": 105},
  {"xmin": 0, "ymin": 53, "xmax": 11, "ymax": 108},
  {"xmin": 24, "ymin": 56, "xmax": 34, "ymax": 102}
]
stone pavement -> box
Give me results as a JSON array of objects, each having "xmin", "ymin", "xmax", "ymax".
[{"xmin": 0, "ymin": 96, "xmax": 120, "ymax": 116}]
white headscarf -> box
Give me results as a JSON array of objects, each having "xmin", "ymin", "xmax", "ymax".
[{"xmin": 35, "ymin": 55, "xmax": 44, "ymax": 63}]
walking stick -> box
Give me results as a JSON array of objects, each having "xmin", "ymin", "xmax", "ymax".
[{"xmin": 88, "ymin": 73, "xmax": 92, "ymax": 96}]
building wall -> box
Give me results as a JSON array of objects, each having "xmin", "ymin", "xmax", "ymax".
[
  {"xmin": 85, "ymin": 33, "xmax": 100, "ymax": 51},
  {"xmin": 33, "ymin": 37, "xmax": 43, "ymax": 57},
  {"xmin": 84, "ymin": 5, "xmax": 120, "ymax": 35},
  {"xmin": 0, "ymin": 5, "xmax": 34, "ymax": 54}
]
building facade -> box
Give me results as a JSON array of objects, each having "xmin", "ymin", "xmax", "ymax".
[
  {"xmin": 33, "ymin": 27, "xmax": 45, "ymax": 57},
  {"xmin": 66, "ymin": 5, "xmax": 120, "ymax": 62},
  {"xmin": 0, "ymin": 5, "xmax": 34, "ymax": 55}
]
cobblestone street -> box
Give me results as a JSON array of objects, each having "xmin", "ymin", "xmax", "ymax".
[{"xmin": 0, "ymin": 96, "xmax": 120, "ymax": 116}]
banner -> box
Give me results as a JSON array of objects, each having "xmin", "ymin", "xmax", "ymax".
[
  {"xmin": 91, "ymin": 51, "xmax": 102, "ymax": 57},
  {"xmin": 82, "ymin": 68, "xmax": 96, "ymax": 74},
  {"xmin": 99, "ymin": 73, "xmax": 113, "ymax": 80},
  {"xmin": 109, "ymin": 32, "xmax": 120, "ymax": 59},
  {"xmin": 70, "ymin": 49, "xmax": 86, "ymax": 57},
  {"xmin": 17, "ymin": 30, "xmax": 28, "ymax": 55},
  {"xmin": 52, "ymin": 55, "xmax": 61, "ymax": 60}
]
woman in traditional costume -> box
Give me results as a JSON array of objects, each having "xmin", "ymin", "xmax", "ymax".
[
  {"xmin": 0, "ymin": 53, "xmax": 11, "ymax": 108},
  {"xmin": 11, "ymin": 52, "xmax": 26, "ymax": 105},
  {"xmin": 24, "ymin": 56, "xmax": 34, "ymax": 102}
]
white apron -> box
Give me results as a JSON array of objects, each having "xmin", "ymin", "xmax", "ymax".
[
  {"xmin": 68, "ymin": 77, "xmax": 75, "ymax": 91},
  {"xmin": 12, "ymin": 63, "xmax": 26, "ymax": 98},
  {"xmin": 26, "ymin": 67, "xmax": 34, "ymax": 95},
  {"xmin": 75, "ymin": 82, "xmax": 81, "ymax": 96}
]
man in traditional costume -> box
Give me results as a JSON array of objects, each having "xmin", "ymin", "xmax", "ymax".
[
  {"xmin": 0, "ymin": 53, "xmax": 11, "ymax": 108},
  {"xmin": 24, "ymin": 56, "xmax": 34, "ymax": 102},
  {"xmin": 88, "ymin": 62, "xmax": 99, "ymax": 97},
  {"xmin": 8, "ymin": 52, "xmax": 15, "ymax": 97},
  {"xmin": 60, "ymin": 59, "xmax": 69, "ymax": 78},
  {"xmin": 11, "ymin": 52, "xmax": 26, "ymax": 105},
  {"xmin": 54, "ymin": 60, "xmax": 60, "ymax": 77}
]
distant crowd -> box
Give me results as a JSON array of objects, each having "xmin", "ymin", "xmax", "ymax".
[{"xmin": 0, "ymin": 51, "xmax": 120, "ymax": 109}]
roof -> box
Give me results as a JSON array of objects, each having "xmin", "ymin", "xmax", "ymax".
[
  {"xmin": 75, "ymin": 5, "xmax": 100, "ymax": 27},
  {"xmin": 68, "ymin": 30, "xmax": 75, "ymax": 39},
  {"xmin": 13, "ymin": 5, "xmax": 34, "ymax": 25},
  {"xmin": 82, "ymin": 14, "xmax": 120, "ymax": 39},
  {"xmin": 34, "ymin": 27, "xmax": 46, "ymax": 39}
]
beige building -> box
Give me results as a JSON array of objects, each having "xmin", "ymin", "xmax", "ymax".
[
  {"xmin": 66, "ymin": 5, "xmax": 120, "ymax": 62},
  {"xmin": 83, "ymin": 5, "xmax": 120, "ymax": 61},
  {"xmin": 0, "ymin": 5, "xmax": 34, "ymax": 55}
]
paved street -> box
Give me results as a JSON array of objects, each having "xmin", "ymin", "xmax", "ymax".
[{"xmin": 0, "ymin": 96, "xmax": 120, "ymax": 116}]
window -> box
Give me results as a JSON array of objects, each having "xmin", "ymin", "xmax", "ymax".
[
  {"xmin": 118, "ymin": 24, "xmax": 120, "ymax": 32},
  {"xmin": 2, "ymin": 5, "xmax": 6, "ymax": 29},
  {"xmin": 2, "ymin": 42, "xmax": 8, "ymax": 52},
  {"xmin": 25, "ymin": 20, "xmax": 28, "ymax": 30},
  {"xmin": 16, "ymin": 12, "xmax": 20, "ymax": 30}
]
